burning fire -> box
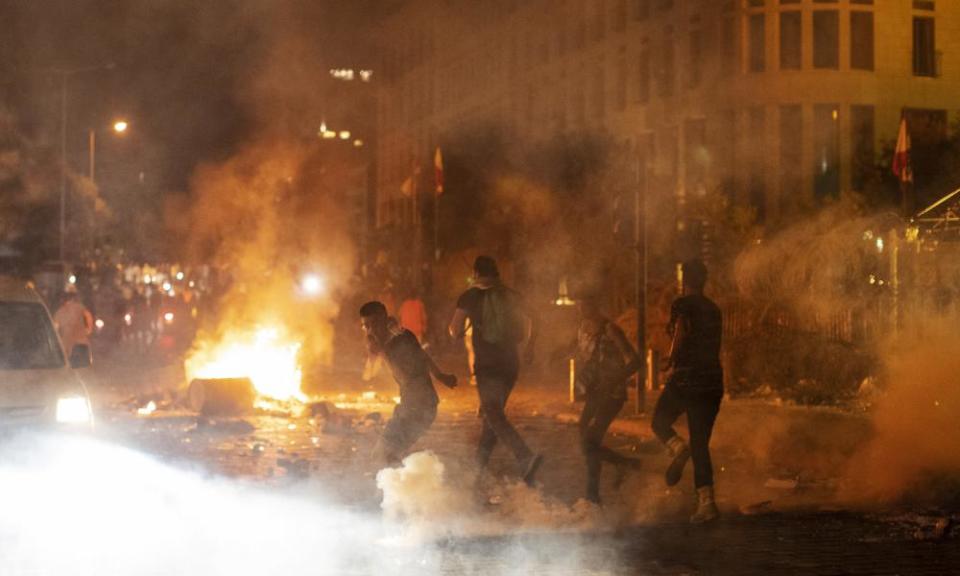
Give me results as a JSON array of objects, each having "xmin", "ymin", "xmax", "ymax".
[{"xmin": 185, "ymin": 327, "xmax": 305, "ymax": 401}]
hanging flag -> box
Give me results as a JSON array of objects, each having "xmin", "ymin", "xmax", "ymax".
[
  {"xmin": 400, "ymin": 176, "xmax": 413, "ymax": 198},
  {"xmin": 892, "ymin": 115, "xmax": 913, "ymax": 184},
  {"xmin": 434, "ymin": 147, "xmax": 444, "ymax": 196}
]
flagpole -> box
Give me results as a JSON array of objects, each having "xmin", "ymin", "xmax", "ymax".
[{"xmin": 434, "ymin": 192, "xmax": 440, "ymax": 261}]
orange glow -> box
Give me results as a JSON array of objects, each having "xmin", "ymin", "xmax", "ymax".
[
  {"xmin": 185, "ymin": 327, "xmax": 304, "ymax": 401},
  {"xmin": 113, "ymin": 120, "xmax": 129, "ymax": 133}
]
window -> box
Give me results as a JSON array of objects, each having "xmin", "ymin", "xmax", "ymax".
[
  {"xmin": 721, "ymin": 16, "xmax": 737, "ymax": 75},
  {"xmin": 813, "ymin": 104, "xmax": 840, "ymax": 198},
  {"xmin": 614, "ymin": 0, "xmax": 627, "ymax": 32},
  {"xmin": 0, "ymin": 303, "xmax": 65, "ymax": 370},
  {"xmin": 749, "ymin": 108, "xmax": 766, "ymax": 220},
  {"xmin": 851, "ymin": 105, "xmax": 875, "ymax": 191},
  {"xmin": 659, "ymin": 28, "xmax": 675, "ymax": 97},
  {"xmin": 633, "ymin": 0, "xmax": 650, "ymax": 20},
  {"xmin": 636, "ymin": 42, "xmax": 651, "ymax": 103},
  {"xmin": 592, "ymin": 0, "xmax": 606, "ymax": 41},
  {"xmin": 616, "ymin": 50, "xmax": 627, "ymax": 111},
  {"xmin": 592, "ymin": 64, "xmax": 606, "ymax": 119},
  {"xmin": 850, "ymin": 11, "xmax": 874, "ymax": 70},
  {"xmin": 780, "ymin": 105, "xmax": 803, "ymax": 202},
  {"xmin": 813, "ymin": 11, "xmax": 839, "ymax": 69},
  {"xmin": 684, "ymin": 119, "xmax": 707, "ymax": 196},
  {"xmin": 913, "ymin": 1, "xmax": 934, "ymax": 9},
  {"xmin": 780, "ymin": 11, "xmax": 802, "ymax": 70},
  {"xmin": 913, "ymin": 17, "xmax": 936, "ymax": 77},
  {"xmin": 689, "ymin": 29, "xmax": 703, "ymax": 87},
  {"xmin": 749, "ymin": 14, "xmax": 766, "ymax": 72}
]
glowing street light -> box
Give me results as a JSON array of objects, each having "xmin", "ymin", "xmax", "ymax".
[
  {"xmin": 113, "ymin": 120, "xmax": 129, "ymax": 133},
  {"xmin": 300, "ymin": 274, "xmax": 325, "ymax": 297}
]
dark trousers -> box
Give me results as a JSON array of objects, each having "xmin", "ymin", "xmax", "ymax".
[
  {"xmin": 651, "ymin": 384, "xmax": 723, "ymax": 489},
  {"xmin": 579, "ymin": 393, "xmax": 630, "ymax": 500},
  {"xmin": 382, "ymin": 401, "xmax": 437, "ymax": 463},
  {"xmin": 476, "ymin": 374, "xmax": 533, "ymax": 467}
]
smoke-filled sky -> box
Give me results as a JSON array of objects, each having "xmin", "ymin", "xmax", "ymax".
[{"xmin": 0, "ymin": 0, "xmax": 391, "ymax": 192}]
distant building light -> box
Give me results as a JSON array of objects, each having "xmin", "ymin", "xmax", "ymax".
[
  {"xmin": 330, "ymin": 68, "xmax": 355, "ymax": 81},
  {"xmin": 339, "ymin": 131, "xmax": 351, "ymax": 140},
  {"xmin": 322, "ymin": 131, "xmax": 337, "ymax": 139},
  {"xmin": 359, "ymin": 70, "xmax": 373, "ymax": 82},
  {"xmin": 353, "ymin": 139, "xmax": 364, "ymax": 148}
]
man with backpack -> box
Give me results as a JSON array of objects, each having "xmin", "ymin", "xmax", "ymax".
[{"xmin": 448, "ymin": 256, "xmax": 543, "ymax": 486}]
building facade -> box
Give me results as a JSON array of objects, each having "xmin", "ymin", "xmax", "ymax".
[{"xmin": 375, "ymin": 0, "xmax": 960, "ymax": 233}]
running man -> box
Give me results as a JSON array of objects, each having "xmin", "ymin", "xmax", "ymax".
[
  {"xmin": 651, "ymin": 259, "xmax": 724, "ymax": 523},
  {"xmin": 360, "ymin": 301, "xmax": 457, "ymax": 465},
  {"xmin": 448, "ymin": 256, "xmax": 543, "ymax": 486},
  {"xmin": 575, "ymin": 294, "xmax": 642, "ymax": 504}
]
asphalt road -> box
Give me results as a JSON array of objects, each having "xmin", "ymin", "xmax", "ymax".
[{"xmin": 75, "ymin": 373, "xmax": 960, "ymax": 576}]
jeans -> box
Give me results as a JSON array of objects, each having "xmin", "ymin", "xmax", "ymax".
[
  {"xmin": 579, "ymin": 393, "xmax": 631, "ymax": 500},
  {"xmin": 651, "ymin": 384, "xmax": 723, "ymax": 488},
  {"xmin": 476, "ymin": 374, "xmax": 533, "ymax": 467}
]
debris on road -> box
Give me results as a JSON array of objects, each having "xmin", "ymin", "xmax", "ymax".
[
  {"xmin": 188, "ymin": 377, "xmax": 256, "ymax": 416},
  {"xmin": 764, "ymin": 478, "xmax": 800, "ymax": 490}
]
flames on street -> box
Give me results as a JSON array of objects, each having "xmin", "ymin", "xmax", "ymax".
[{"xmin": 185, "ymin": 326, "xmax": 306, "ymax": 402}]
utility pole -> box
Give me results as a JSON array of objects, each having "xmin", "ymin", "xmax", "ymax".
[
  {"xmin": 59, "ymin": 74, "xmax": 68, "ymax": 264},
  {"xmin": 51, "ymin": 62, "xmax": 115, "ymax": 264},
  {"xmin": 634, "ymin": 148, "xmax": 649, "ymax": 414}
]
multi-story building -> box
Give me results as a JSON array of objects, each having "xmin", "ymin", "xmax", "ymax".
[{"xmin": 375, "ymin": 0, "xmax": 960, "ymax": 236}]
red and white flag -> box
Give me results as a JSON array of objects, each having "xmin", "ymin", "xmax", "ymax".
[
  {"xmin": 892, "ymin": 115, "xmax": 913, "ymax": 184},
  {"xmin": 433, "ymin": 147, "xmax": 444, "ymax": 196}
]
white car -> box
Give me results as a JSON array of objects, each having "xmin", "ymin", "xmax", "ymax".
[{"xmin": 0, "ymin": 277, "xmax": 94, "ymax": 429}]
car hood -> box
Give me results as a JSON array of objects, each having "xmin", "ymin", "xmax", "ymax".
[{"xmin": 0, "ymin": 367, "xmax": 87, "ymax": 408}]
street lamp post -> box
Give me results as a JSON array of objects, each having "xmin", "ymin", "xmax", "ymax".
[{"xmin": 89, "ymin": 119, "xmax": 130, "ymax": 183}]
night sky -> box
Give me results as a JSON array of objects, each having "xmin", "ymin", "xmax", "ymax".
[{"xmin": 0, "ymin": 0, "xmax": 387, "ymax": 192}]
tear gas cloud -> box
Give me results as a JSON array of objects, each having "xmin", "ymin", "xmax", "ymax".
[{"xmin": 0, "ymin": 437, "xmax": 622, "ymax": 575}]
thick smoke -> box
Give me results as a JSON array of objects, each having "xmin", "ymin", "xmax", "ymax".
[
  {"xmin": 841, "ymin": 321, "xmax": 960, "ymax": 504},
  {"xmin": 731, "ymin": 197, "xmax": 960, "ymax": 505}
]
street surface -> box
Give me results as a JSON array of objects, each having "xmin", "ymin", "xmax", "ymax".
[{"xmin": 2, "ymin": 361, "xmax": 956, "ymax": 575}]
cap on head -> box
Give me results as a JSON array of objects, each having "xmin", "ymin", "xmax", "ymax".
[
  {"xmin": 473, "ymin": 255, "xmax": 499, "ymax": 279},
  {"xmin": 359, "ymin": 301, "xmax": 387, "ymax": 318},
  {"xmin": 682, "ymin": 259, "xmax": 708, "ymax": 291}
]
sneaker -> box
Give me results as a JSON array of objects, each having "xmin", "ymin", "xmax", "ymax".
[
  {"xmin": 521, "ymin": 453, "xmax": 544, "ymax": 486},
  {"xmin": 665, "ymin": 437, "xmax": 690, "ymax": 487}
]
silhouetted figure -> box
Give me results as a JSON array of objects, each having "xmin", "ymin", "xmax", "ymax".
[
  {"xmin": 651, "ymin": 259, "xmax": 723, "ymax": 524},
  {"xmin": 361, "ymin": 301, "xmax": 456, "ymax": 465},
  {"xmin": 576, "ymin": 295, "xmax": 642, "ymax": 504},
  {"xmin": 449, "ymin": 256, "xmax": 543, "ymax": 486},
  {"xmin": 53, "ymin": 285, "xmax": 93, "ymax": 358}
]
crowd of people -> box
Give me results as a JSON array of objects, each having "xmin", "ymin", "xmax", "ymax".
[
  {"xmin": 360, "ymin": 255, "xmax": 725, "ymax": 524},
  {"xmin": 46, "ymin": 264, "xmax": 208, "ymax": 363}
]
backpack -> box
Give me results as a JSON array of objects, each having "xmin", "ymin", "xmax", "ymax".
[{"xmin": 479, "ymin": 286, "xmax": 525, "ymax": 345}]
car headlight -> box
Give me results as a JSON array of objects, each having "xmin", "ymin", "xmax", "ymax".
[{"xmin": 56, "ymin": 396, "xmax": 92, "ymax": 424}]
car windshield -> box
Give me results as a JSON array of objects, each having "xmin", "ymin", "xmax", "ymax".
[{"xmin": 0, "ymin": 302, "xmax": 65, "ymax": 370}]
